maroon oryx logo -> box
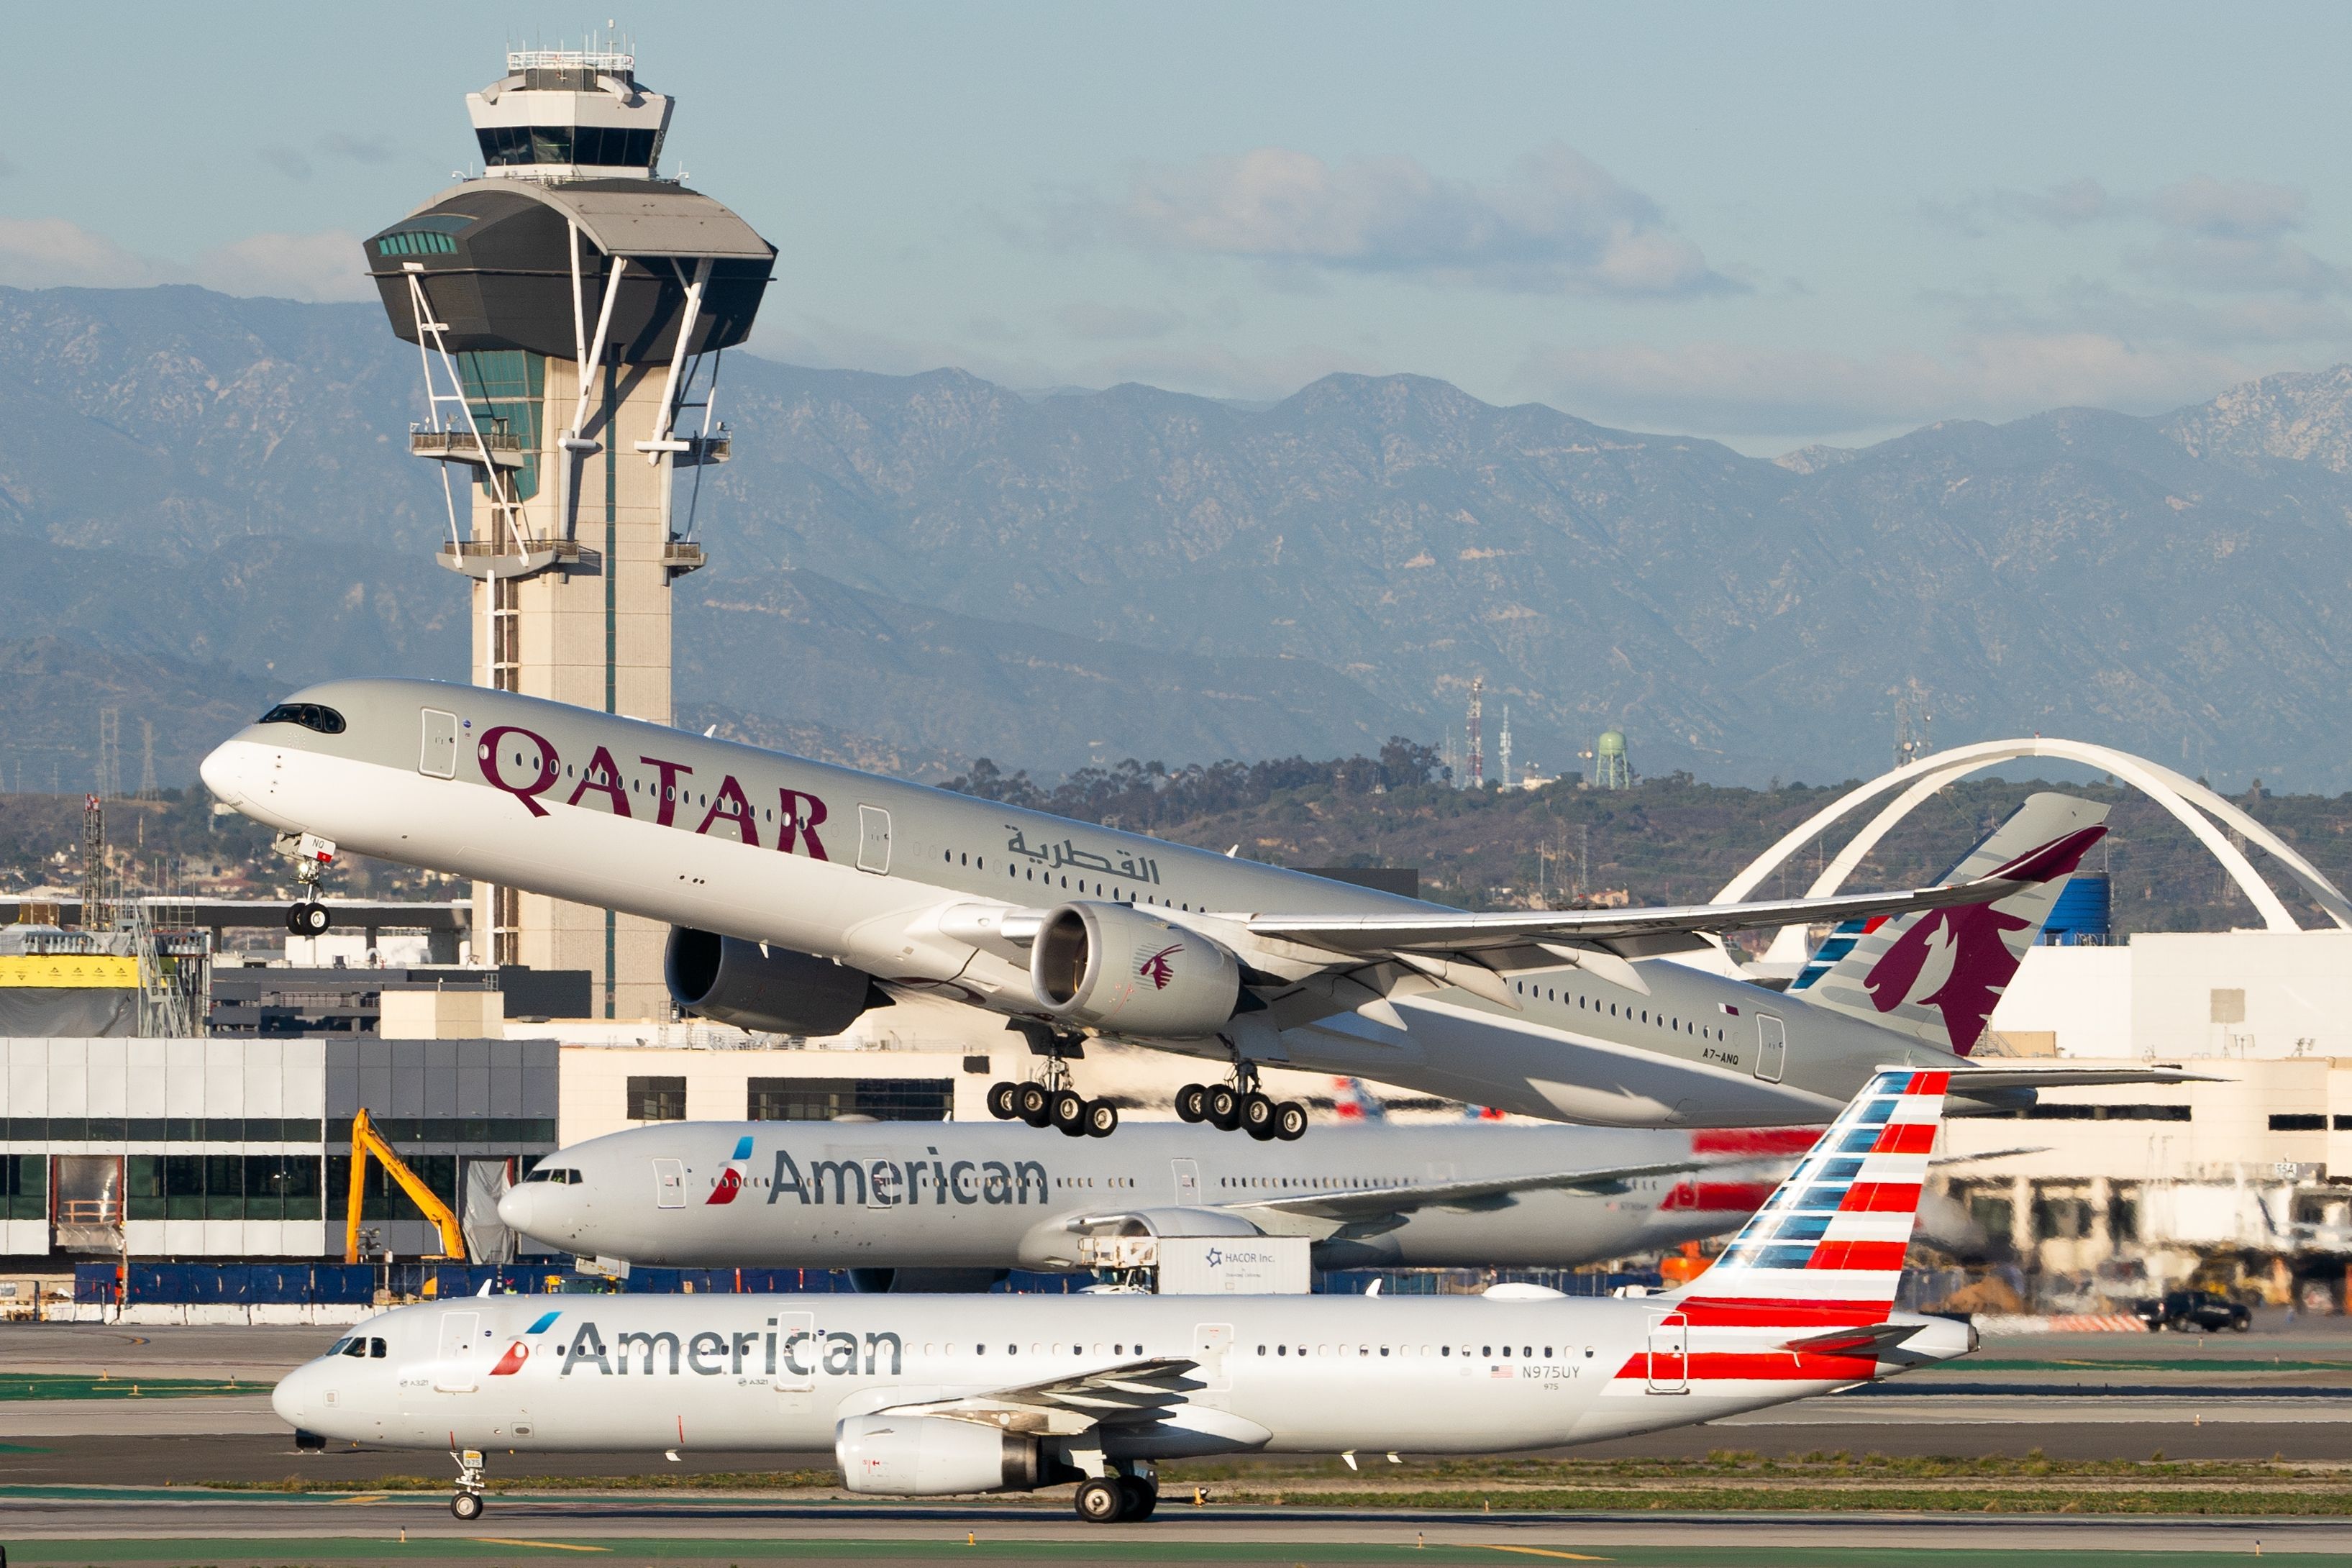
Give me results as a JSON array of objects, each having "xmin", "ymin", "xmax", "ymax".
[{"xmin": 1139, "ymin": 944, "xmax": 1183, "ymax": 990}]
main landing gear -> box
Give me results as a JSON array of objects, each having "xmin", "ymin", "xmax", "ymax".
[
  {"xmin": 450, "ymin": 1446, "xmax": 486, "ymax": 1519},
  {"xmin": 1075, "ymin": 1469, "xmax": 1159, "ymax": 1523},
  {"xmin": 1176, "ymin": 1064, "xmax": 1306, "ymax": 1141},
  {"xmin": 275, "ymin": 831, "xmax": 338, "ymax": 936},
  {"xmin": 988, "ymin": 1054, "xmax": 1118, "ymax": 1139}
]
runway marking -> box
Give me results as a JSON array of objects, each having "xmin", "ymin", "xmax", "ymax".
[
  {"xmin": 1463, "ymin": 1550, "xmax": 1611, "ymax": 1563},
  {"xmin": 471, "ymin": 1539, "xmax": 610, "ymax": 1554}
]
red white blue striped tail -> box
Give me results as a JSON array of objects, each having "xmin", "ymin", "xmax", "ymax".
[{"xmin": 1674, "ymin": 1067, "xmax": 1947, "ymax": 1318}]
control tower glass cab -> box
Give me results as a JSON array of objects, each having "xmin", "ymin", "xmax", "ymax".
[
  {"xmin": 468, "ymin": 48, "xmax": 673, "ymax": 181},
  {"xmin": 360, "ymin": 47, "xmax": 775, "ymax": 1017}
]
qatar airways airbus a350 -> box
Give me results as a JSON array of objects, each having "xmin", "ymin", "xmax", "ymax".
[{"xmin": 204, "ymin": 679, "xmax": 2163, "ymax": 1132}]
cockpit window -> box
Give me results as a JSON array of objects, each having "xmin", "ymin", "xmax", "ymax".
[
  {"xmin": 370, "ymin": 1337, "xmax": 387, "ymax": 1358},
  {"xmin": 339, "ymin": 1338, "xmax": 368, "ymax": 1358},
  {"xmin": 324, "ymin": 1336, "xmax": 353, "ymax": 1357},
  {"xmin": 259, "ymin": 703, "xmax": 347, "ymax": 735},
  {"xmin": 523, "ymin": 1167, "xmax": 581, "ymax": 1185}
]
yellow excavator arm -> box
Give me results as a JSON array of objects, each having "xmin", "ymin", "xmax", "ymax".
[{"xmin": 344, "ymin": 1106, "xmax": 468, "ymax": 1264}]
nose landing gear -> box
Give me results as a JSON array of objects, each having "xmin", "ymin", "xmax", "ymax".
[
  {"xmin": 449, "ymin": 1446, "xmax": 486, "ymax": 1519},
  {"xmin": 1176, "ymin": 1063, "xmax": 1305, "ymax": 1141},
  {"xmin": 275, "ymin": 831, "xmax": 339, "ymax": 936}
]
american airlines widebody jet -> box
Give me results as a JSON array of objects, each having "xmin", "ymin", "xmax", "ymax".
[
  {"xmin": 204, "ymin": 680, "xmax": 2156, "ymax": 1131},
  {"xmin": 275, "ymin": 1069, "xmax": 1974, "ymax": 1524},
  {"xmin": 497, "ymin": 1115, "xmax": 1811, "ymax": 1280}
]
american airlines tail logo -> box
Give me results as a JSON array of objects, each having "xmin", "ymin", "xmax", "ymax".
[
  {"xmin": 706, "ymin": 1135, "xmax": 755, "ymax": 1205},
  {"xmin": 1860, "ymin": 826, "xmax": 2102, "ymax": 1056},
  {"xmin": 1139, "ymin": 944, "xmax": 1182, "ymax": 990}
]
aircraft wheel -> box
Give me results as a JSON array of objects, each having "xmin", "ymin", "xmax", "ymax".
[
  {"xmin": 1074, "ymin": 1474, "xmax": 1126, "ymax": 1523},
  {"xmin": 1174, "ymin": 1083, "xmax": 1207, "ymax": 1123},
  {"xmin": 1084, "ymin": 1099, "xmax": 1120, "ymax": 1138},
  {"xmin": 1052, "ymin": 1089, "xmax": 1090, "ymax": 1136},
  {"xmin": 288, "ymin": 901, "xmax": 331, "ymax": 936},
  {"xmin": 1240, "ymin": 1092, "xmax": 1278, "ymax": 1140},
  {"xmin": 987, "ymin": 1081, "xmax": 1020, "ymax": 1120},
  {"xmin": 1204, "ymin": 1085, "xmax": 1242, "ymax": 1131},
  {"xmin": 1017, "ymin": 1082, "xmax": 1054, "ymax": 1127},
  {"xmin": 450, "ymin": 1490, "xmax": 484, "ymax": 1521},
  {"xmin": 1119, "ymin": 1476, "xmax": 1157, "ymax": 1518},
  {"xmin": 1273, "ymin": 1101, "xmax": 1308, "ymax": 1141}
]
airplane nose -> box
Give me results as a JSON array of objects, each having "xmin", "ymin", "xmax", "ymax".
[
  {"xmin": 271, "ymin": 1362, "xmax": 315, "ymax": 1430},
  {"xmin": 200, "ymin": 739, "xmax": 252, "ymax": 809},
  {"xmin": 498, "ymin": 1184, "xmax": 562, "ymax": 1244}
]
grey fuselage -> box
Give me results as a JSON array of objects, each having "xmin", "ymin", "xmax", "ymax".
[
  {"xmin": 497, "ymin": 1119, "xmax": 1800, "ymax": 1272},
  {"xmin": 202, "ymin": 678, "xmax": 1966, "ymax": 1129}
]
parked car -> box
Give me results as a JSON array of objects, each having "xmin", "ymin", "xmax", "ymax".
[{"xmin": 2132, "ymin": 1289, "xmax": 2252, "ymax": 1333}]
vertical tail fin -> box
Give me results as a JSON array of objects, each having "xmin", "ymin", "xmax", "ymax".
[
  {"xmin": 1678, "ymin": 1067, "xmax": 1948, "ymax": 1316},
  {"xmin": 1791, "ymin": 793, "xmax": 2107, "ymax": 1055}
]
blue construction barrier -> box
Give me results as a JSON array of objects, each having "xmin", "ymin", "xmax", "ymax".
[{"xmin": 76, "ymin": 1262, "xmax": 377, "ymax": 1305}]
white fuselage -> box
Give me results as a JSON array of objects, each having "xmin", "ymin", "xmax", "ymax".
[
  {"xmin": 500, "ymin": 1118, "xmax": 1800, "ymax": 1273},
  {"xmin": 203, "ymin": 679, "xmax": 1967, "ymax": 1129},
  {"xmin": 273, "ymin": 1291, "xmax": 1965, "ymax": 1460}
]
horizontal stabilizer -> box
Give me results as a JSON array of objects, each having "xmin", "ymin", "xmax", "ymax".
[{"xmin": 1781, "ymin": 1321, "xmax": 1924, "ymax": 1357}]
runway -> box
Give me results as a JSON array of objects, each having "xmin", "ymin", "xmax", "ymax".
[{"xmin": 5, "ymin": 1489, "xmax": 2351, "ymax": 1567}]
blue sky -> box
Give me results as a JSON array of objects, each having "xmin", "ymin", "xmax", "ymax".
[{"xmin": 7, "ymin": 1, "xmax": 2352, "ymax": 451}]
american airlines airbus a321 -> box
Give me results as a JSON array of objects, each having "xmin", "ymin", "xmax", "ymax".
[
  {"xmin": 203, "ymin": 680, "xmax": 2150, "ymax": 1131},
  {"xmin": 275, "ymin": 1069, "xmax": 1973, "ymax": 1523},
  {"xmin": 498, "ymin": 1113, "xmax": 1815, "ymax": 1282}
]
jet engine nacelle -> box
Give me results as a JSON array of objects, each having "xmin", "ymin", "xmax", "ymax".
[
  {"xmin": 1030, "ymin": 901, "xmax": 1241, "ymax": 1036},
  {"xmin": 664, "ymin": 926, "xmax": 879, "ymax": 1037},
  {"xmin": 835, "ymin": 1412, "xmax": 1046, "ymax": 1495}
]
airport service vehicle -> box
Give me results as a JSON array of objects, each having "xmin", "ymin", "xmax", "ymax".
[
  {"xmin": 274, "ymin": 1068, "xmax": 1974, "ymax": 1523},
  {"xmin": 497, "ymin": 1115, "xmax": 1810, "ymax": 1280},
  {"xmin": 204, "ymin": 680, "xmax": 2148, "ymax": 1131},
  {"xmin": 2133, "ymin": 1289, "xmax": 2252, "ymax": 1334}
]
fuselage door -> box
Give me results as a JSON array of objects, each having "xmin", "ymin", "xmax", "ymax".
[
  {"xmin": 1644, "ymin": 1313, "xmax": 1689, "ymax": 1395},
  {"xmin": 774, "ymin": 1309, "xmax": 816, "ymax": 1408},
  {"xmin": 652, "ymin": 1158, "xmax": 685, "ymax": 1209},
  {"xmin": 1171, "ymin": 1158, "xmax": 1200, "ymax": 1207},
  {"xmin": 419, "ymin": 708, "xmax": 459, "ymax": 779},
  {"xmin": 1754, "ymin": 1014, "xmax": 1787, "ymax": 1083},
  {"xmin": 434, "ymin": 1311, "xmax": 482, "ymax": 1392},
  {"xmin": 856, "ymin": 806, "xmax": 893, "ymax": 875},
  {"xmin": 1193, "ymin": 1321, "xmax": 1235, "ymax": 1392}
]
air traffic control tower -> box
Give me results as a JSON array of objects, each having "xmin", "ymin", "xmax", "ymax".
[{"xmin": 364, "ymin": 47, "xmax": 775, "ymax": 1017}]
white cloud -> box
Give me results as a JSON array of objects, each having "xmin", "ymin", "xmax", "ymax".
[
  {"xmin": 191, "ymin": 229, "xmax": 375, "ymax": 304},
  {"xmin": 1515, "ymin": 333, "xmax": 2268, "ymax": 440},
  {"xmin": 0, "ymin": 217, "xmax": 167, "ymax": 289},
  {"xmin": 257, "ymin": 146, "xmax": 314, "ymax": 181},
  {"xmin": 2148, "ymin": 176, "xmax": 2304, "ymax": 239},
  {"xmin": 1924, "ymin": 177, "xmax": 2110, "ymax": 237},
  {"xmin": 0, "ymin": 216, "xmax": 372, "ymax": 303},
  {"xmin": 1098, "ymin": 142, "xmax": 1736, "ymax": 298}
]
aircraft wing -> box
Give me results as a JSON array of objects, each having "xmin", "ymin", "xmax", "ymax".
[
  {"xmin": 875, "ymin": 1357, "xmax": 1198, "ymax": 1436},
  {"xmin": 1247, "ymin": 867, "xmax": 2047, "ymax": 960},
  {"xmin": 1226, "ymin": 1155, "xmax": 1735, "ymax": 1221},
  {"xmin": 1946, "ymin": 1065, "xmax": 2216, "ymax": 1090}
]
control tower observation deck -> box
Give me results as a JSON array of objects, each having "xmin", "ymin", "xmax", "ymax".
[{"xmin": 363, "ymin": 48, "xmax": 775, "ymax": 1018}]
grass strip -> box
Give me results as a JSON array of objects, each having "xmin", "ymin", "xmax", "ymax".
[{"xmin": 0, "ymin": 1373, "xmax": 255, "ymax": 1400}]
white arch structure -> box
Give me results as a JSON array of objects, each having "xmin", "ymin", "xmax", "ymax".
[{"xmin": 1713, "ymin": 739, "xmax": 2352, "ymax": 965}]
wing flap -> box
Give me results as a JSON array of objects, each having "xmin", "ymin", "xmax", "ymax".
[{"xmin": 875, "ymin": 1356, "xmax": 1200, "ymax": 1434}]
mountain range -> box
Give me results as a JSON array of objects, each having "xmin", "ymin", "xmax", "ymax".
[{"xmin": 4, "ymin": 283, "xmax": 2350, "ymax": 790}]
